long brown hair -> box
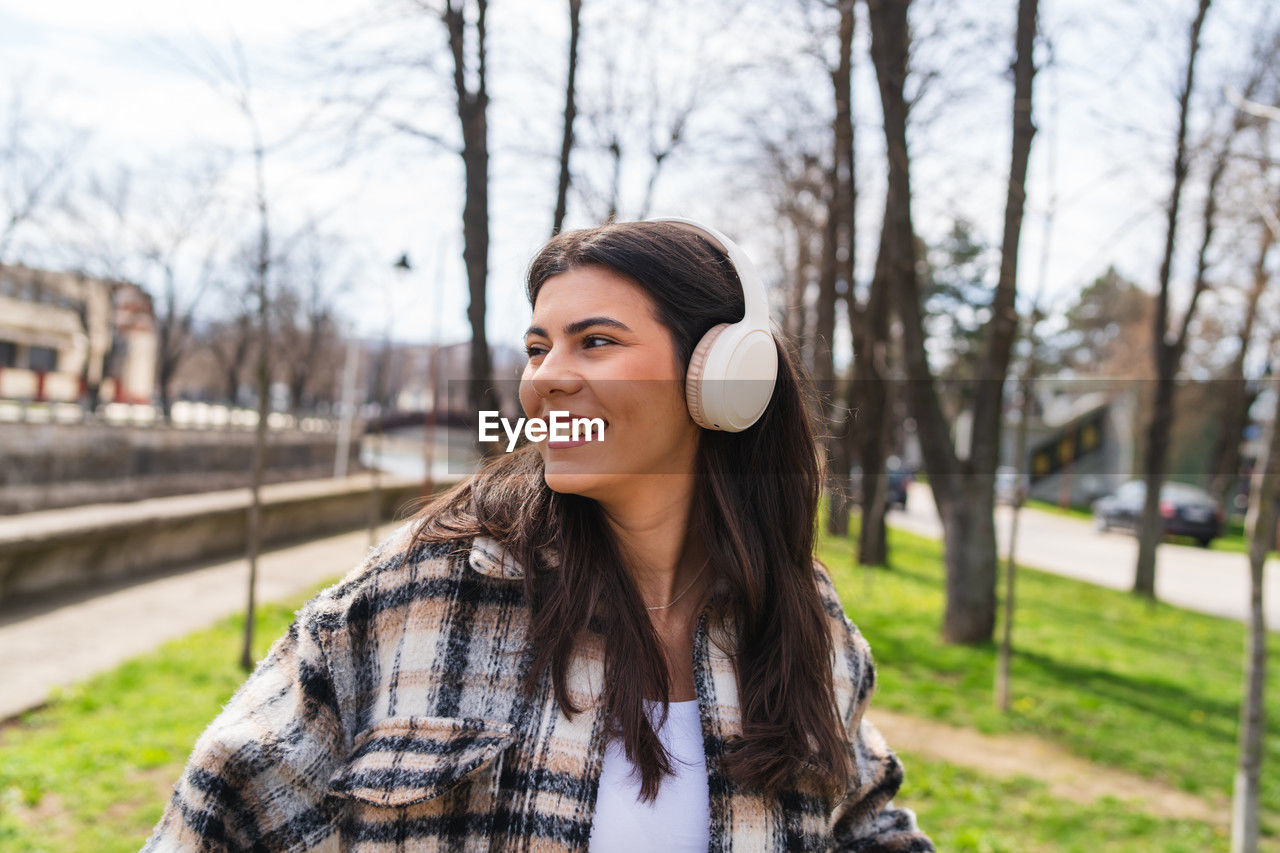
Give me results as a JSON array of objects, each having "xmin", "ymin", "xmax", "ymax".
[{"xmin": 408, "ymin": 221, "xmax": 851, "ymax": 803}]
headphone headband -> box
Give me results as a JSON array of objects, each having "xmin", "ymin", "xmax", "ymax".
[
  {"xmin": 644, "ymin": 216, "xmax": 779, "ymax": 431},
  {"xmin": 645, "ymin": 217, "xmax": 772, "ymax": 329}
]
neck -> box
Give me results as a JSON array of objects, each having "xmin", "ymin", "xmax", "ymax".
[{"xmin": 597, "ymin": 473, "xmax": 707, "ymax": 610}]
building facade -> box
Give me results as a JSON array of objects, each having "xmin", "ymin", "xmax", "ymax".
[{"xmin": 0, "ymin": 264, "xmax": 157, "ymax": 405}]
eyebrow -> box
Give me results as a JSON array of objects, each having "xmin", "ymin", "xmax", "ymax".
[{"xmin": 524, "ymin": 316, "xmax": 633, "ymax": 338}]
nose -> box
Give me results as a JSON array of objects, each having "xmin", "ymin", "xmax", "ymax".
[{"xmin": 527, "ymin": 343, "xmax": 585, "ymax": 401}]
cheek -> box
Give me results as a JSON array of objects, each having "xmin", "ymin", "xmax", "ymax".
[{"xmin": 612, "ymin": 381, "xmax": 693, "ymax": 449}]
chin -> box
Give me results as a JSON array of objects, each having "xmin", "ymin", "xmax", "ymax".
[
  {"xmin": 538, "ymin": 444, "xmax": 616, "ymax": 497},
  {"xmin": 542, "ymin": 471, "xmax": 610, "ymax": 498}
]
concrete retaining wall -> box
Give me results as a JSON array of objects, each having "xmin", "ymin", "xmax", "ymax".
[
  {"xmin": 0, "ymin": 474, "xmax": 450, "ymax": 607},
  {"xmin": 0, "ymin": 422, "xmax": 361, "ymax": 514}
]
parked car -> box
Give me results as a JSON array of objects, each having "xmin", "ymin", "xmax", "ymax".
[
  {"xmin": 849, "ymin": 460, "xmax": 914, "ymax": 511},
  {"xmin": 1091, "ymin": 479, "xmax": 1224, "ymax": 547},
  {"xmin": 885, "ymin": 466, "xmax": 912, "ymax": 510}
]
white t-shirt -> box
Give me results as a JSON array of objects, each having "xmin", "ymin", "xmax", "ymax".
[{"xmin": 587, "ymin": 698, "xmax": 711, "ymax": 852}]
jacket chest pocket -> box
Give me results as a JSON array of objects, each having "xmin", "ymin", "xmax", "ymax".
[{"xmin": 327, "ymin": 715, "xmax": 516, "ymax": 847}]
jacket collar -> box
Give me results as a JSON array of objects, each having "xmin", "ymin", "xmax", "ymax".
[{"xmin": 468, "ymin": 534, "xmax": 562, "ymax": 580}]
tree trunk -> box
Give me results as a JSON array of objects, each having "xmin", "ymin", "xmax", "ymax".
[
  {"xmin": 868, "ymin": 0, "xmax": 959, "ymax": 518},
  {"xmin": 1134, "ymin": 0, "xmax": 1212, "ymax": 597},
  {"xmin": 824, "ymin": 0, "xmax": 857, "ymax": 538},
  {"xmin": 997, "ymin": 306, "xmax": 1041, "ymax": 711},
  {"xmin": 959, "ymin": 0, "xmax": 1037, "ymax": 636},
  {"xmin": 551, "ymin": 0, "xmax": 582, "ymax": 236},
  {"xmin": 241, "ymin": 120, "xmax": 271, "ymax": 672},
  {"xmin": 1212, "ymin": 224, "xmax": 1272, "ymax": 510},
  {"xmin": 158, "ymin": 351, "xmax": 178, "ymax": 421},
  {"xmin": 786, "ymin": 213, "xmax": 812, "ymax": 359},
  {"xmin": 444, "ymin": 0, "xmax": 501, "ymax": 458},
  {"xmin": 939, "ymin": 490, "xmax": 999, "ymax": 640},
  {"xmin": 855, "ymin": 194, "xmax": 894, "ymax": 566},
  {"xmin": 1230, "ymin": 370, "xmax": 1278, "ymax": 852},
  {"xmin": 869, "ymin": 0, "xmax": 1036, "ymax": 642},
  {"xmin": 970, "ymin": 0, "xmax": 1037, "ymax": 495},
  {"xmin": 156, "ymin": 273, "xmax": 181, "ymax": 421}
]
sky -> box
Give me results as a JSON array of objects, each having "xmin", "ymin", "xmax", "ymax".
[{"xmin": 1, "ymin": 0, "xmax": 1274, "ymax": 373}]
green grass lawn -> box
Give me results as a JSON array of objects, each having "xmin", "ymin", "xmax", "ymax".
[
  {"xmin": 1, "ymin": 516, "xmax": 1275, "ymax": 850},
  {"xmin": 1024, "ymin": 497, "xmax": 1093, "ymax": 520},
  {"xmin": 0, "ymin": 598, "xmax": 304, "ymax": 853},
  {"xmin": 897, "ymin": 748, "xmax": 1228, "ymax": 852},
  {"xmin": 819, "ymin": 513, "xmax": 1280, "ymax": 847}
]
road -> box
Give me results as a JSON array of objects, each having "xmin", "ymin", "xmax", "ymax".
[{"xmin": 890, "ymin": 482, "xmax": 1280, "ymax": 627}]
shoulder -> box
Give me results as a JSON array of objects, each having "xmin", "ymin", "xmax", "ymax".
[
  {"xmin": 292, "ymin": 520, "xmax": 482, "ymax": 643},
  {"xmin": 810, "ymin": 556, "xmax": 876, "ymax": 725}
]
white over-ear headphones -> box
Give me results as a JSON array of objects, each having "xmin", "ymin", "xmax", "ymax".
[{"xmin": 645, "ymin": 216, "xmax": 779, "ymax": 432}]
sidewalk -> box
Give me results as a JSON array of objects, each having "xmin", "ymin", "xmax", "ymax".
[
  {"xmin": 891, "ymin": 482, "xmax": 1280, "ymax": 627},
  {"xmin": 0, "ymin": 523, "xmax": 397, "ymax": 721}
]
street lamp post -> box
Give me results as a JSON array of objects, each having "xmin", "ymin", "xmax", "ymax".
[
  {"xmin": 428, "ymin": 243, "xmax": 447, "ymax": 495},
  {"xmin": 393, "ymin": 252, "xmax": 434, "ymax": 498}
]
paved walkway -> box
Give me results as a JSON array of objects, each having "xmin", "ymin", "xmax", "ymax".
[
  {"xmin": 0, "ymin": 523, "xmax": 396, "ymax": 721},
  {"xmin": 891, "ymin": 483, "xmax": 1280, "ymax": 627}
]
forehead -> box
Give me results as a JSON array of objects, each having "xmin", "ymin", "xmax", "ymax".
[{"xmin": 531, "ymin": 266, "xmax": 657, "ymax": 321}]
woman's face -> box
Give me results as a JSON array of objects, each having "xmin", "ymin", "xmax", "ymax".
[{"xmin": 519, "ymin": 265, "xmax": 700, "ymax": 500}]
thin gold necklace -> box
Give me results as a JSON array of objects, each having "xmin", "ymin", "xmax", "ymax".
[{"xmin": 645, "ymin": 557, "xmax": 710, "ymax": 611}]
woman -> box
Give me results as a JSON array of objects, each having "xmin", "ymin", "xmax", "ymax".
[{"xmin": 143, "ymin": 219, "xmax": 933, "ymax": 852}]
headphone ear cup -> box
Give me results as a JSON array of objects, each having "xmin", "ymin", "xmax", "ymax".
[{"xmin": 685, "ymin": 323, "xmax": 731, "ymax": 430}]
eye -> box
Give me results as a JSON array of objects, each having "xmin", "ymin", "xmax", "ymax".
[{"xmin": 524, "ymin": 335, "xmax": 614, "ymax": 360}]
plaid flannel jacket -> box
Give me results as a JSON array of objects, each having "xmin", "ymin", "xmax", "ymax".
[{"xmin": 143, "ymin": 522, "xmax": 934, "ymax": 852}]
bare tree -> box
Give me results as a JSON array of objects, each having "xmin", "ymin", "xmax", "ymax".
[
  {"xmin": 0, "ymin": 74, "xmax": 89, "ymax": 264},
  {"xmin": 207, "ymin": 307, "xmax": 256, "ymax": 406},
  {"xmin": 762, "ymin": 141, "xmax": 826, "ymax": 365},
  {"xmin": 272, "ymin": 227, "xmax": 351, "ymax": 413},
  {"xmin": 868, "ymin": 0, "xmax": 1039, "ymax": 642},
  {"xmin": 814, "ymin": 0, "xmax": 857, "ymax": 540},
  {"xmin": 65, "ymin": 157, "xmax": 231, "ymax": 419},
  {"xmin": 1203, "ymin": 35, "xmax": 1280, "ymax": 514},
  {"xmin": 580, "ymin": 42, "xmax": 700, "ymax": 222},
  {"xmin": 157, "ymin": 30, "xmax": 286, "ymax": 670},
  {"xmin": 1232, "ymin": 329, "xmax": 1277, "ymax": 853},
  {"xmin": 1224, "ymin": 73, "xmax": 1280, "ymax": 853},
  {"xmin": 439, "ymin": 0, "xmax": 501, "ymax": 435},
  {"xmin": 995, "ymin": 303, "xmax": 1042, "ymax": 711},
  {"xmin": 304, "ymin": 0, "xmax": 500, "ymax": 452},
  {"xmin": 226, "ymin": 38, "xmax": 277, "ymax": 672},
  {"xmin": 741, "ymin": 60, "xmax": 830, "ymax": 371},
  {"xmin": 1132, "ymin": 0, "xmax": 1213, "ymax": 598},
  {"xmin": 570, "ymin": 0, "xmax": 744, "ymax": 222},
  {"xmin": 551, "ymin": 0, "xmax": 583, "ymax": 235},
  {"xmin": 1210, "ymin": 217, "xmax": 1273, "ymax": 512},
  {"xmin": 850, "ymin": 188, "xmax": 894, "ymax": 565}
]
